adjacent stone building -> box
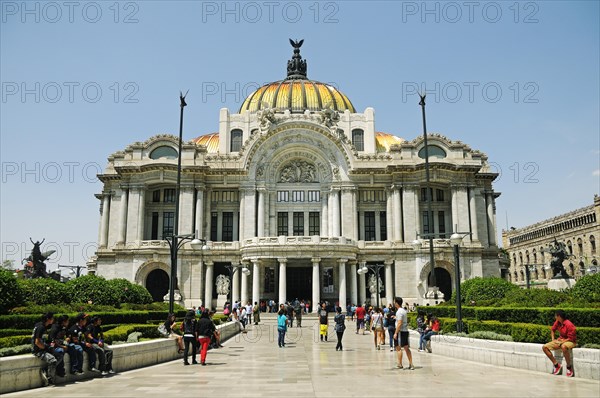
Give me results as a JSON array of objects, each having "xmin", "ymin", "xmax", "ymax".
[
  {"xmin": 502, "ymin": 195, "xmax": 599, "ymax": 288},
  {"xmin": 90, "ymin": 42, "xmax": 502, "ymax": 310}
]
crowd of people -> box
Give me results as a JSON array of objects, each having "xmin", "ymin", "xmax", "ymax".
[{"xmin": 31, "ymin": 312, "xmax": 114, "ymax": 386}]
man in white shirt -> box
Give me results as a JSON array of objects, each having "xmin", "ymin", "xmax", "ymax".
[
  {"xmin": 245, "ymin": 302, "xmax": 253, "ymax": 325},
  {"xmin": 393, "ymin": 297, "xmax": 414, "ymax": 370}
]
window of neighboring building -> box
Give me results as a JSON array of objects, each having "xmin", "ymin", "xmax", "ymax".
[
  {"xmin": 277, "ymin": 191, "xmax": 289, "ymax": 202},
  {"xmin": 230, "ymin": 129, "xmax": 242, "ymax": 152},
  {"xmin": 164, "ymin": 189, "xmax": 175, "ymax": 203},
  {"xmin": 222, "ymin": 212, "xmax": 233, "ymax": 242},
  {"xmin": 149, "ymin": 146, "xmax": 178, "ymax": 159},
  {"xmin": 590, "ymin": 235, "xmax": 596, "ymax": 255},
  {"xmin": 151, "ymin": 212, "xmax": 159, "ymax": 240},
  {"xmin": 308, "ymin": 191, "xmax": 321, "ymax": 202},
  {"xmin": 309, "ymin": 212, "xmax": 320, "ymax": 236},
  {"xmin": 152, "ymin": 190, "xmax": 160, "ymax": 202},
  {"xmin": 438, "ymin": 211, "xmax": 446, "ymax": 235},
  {"xmin": 162, "ymin": 212, "xmax": 174, "ymax": 238},
  {"xmin": 567, "ymin": 240, "xmax": 573, "ymax": 255},
  {"xmin": 292, "ymin": 191, "xmax": 305, "ymax": 202},
  {"xmin": 277, "ymin": 212, "xmax": 288, "ymax": 236},
  {"xmin": 210, "ymin": 212, "xmax": 218, "ymax": 241},
  {"xmin": 293, "ymin": 212, "xmax": 304, "ymax": 236},
  {"xmin": 364, "ymin": 211, "xmax": 376, "ymax": 241},
  {"xmin": 380, "ymin": 211, "xmax": 387, "ymax": 241},
  {"xmin": 352, "ymin": 129, "xmax": 364, "ymax": 151}
]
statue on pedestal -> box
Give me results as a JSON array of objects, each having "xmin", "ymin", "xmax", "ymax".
[{"xmin": 546, "ymin": 239, "xmax": 572, "ymax": 279}]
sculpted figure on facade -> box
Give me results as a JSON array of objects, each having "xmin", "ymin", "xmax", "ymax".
[
  {"xmin": 367, "ymin": 274, "xmax": 384, "ymax": 295},
  {"xmin": 318, "ymin": 107, "xmax": 340, "ymax": 133},
  {"xmin": 216, "ymin": 274, "xmax": 231, "ymax": 295},
  {"xmin": 279, "ymin": 160, "xmax": 318, "ymax": 183},
  {"xmin": 257, "ymin": 104, "xmax": 277, "ymax": 132}
]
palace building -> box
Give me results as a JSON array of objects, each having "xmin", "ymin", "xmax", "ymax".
[
  {"xmin": 502, "ymin": 195, "xmax": 599, "ymax": 288},
  {"xmin": 90, "ymin": 42, "xmax": 502, "ymax": 310}
]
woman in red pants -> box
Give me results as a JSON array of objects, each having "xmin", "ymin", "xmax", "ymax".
[{"xmin": 196, "ymin": 310, "xmax": 216, "ymax": 366}]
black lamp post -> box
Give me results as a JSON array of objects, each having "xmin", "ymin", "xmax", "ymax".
[
  {"xmin": 357, "ymin": 263, "xmax": 384, "ymax": 308},
  {"xmin": 419, "ymin": 94, "xmax": 437, "ymax": 292},
  {"xmin": 58, "ymin": 264, "xmax": 86, "ymax": 278},
  {"xmin": 450, "ymin": 232, "xmax": 470, "ymax": 333},
  {"xmin": 166, "ymin": 234, "xmax": 204, "ymax": 314},
  {"xmin": 223, "ymin": 263, "xmax": 250, "ymax": 311}
]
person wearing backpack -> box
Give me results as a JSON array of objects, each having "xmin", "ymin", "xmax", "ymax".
[{"xmin": 181, "ymin": 310, "xmax": 198, "ymax": 365}]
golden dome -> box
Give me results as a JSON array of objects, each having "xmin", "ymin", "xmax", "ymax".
[
  {"xmin": 239, "ymin": 80, "xmax": 355, "ymax": 114},
  {"xmin": 239, "ymin": 39, "xmax": 355, "ymax": 114},
  {"xmin": 193, "ymin": 131, "xmax": 403, "ymax": 154}
]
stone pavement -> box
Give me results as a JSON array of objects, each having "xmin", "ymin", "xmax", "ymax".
[{"xmin": 6, "ymin": 315, "xmax": 599, "ymax": 398}]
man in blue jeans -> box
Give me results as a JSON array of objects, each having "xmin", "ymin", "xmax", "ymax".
[{"xmin": 32, "ymin": 312, "xmax": 61, "ymax": 386}]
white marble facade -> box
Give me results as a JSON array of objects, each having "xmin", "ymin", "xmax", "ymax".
[{"xmin": 91, "ymin": 48, "xmax": 501, "ymax": 310}]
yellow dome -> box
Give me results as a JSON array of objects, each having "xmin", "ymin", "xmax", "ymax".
[{"xmin": 239, "ymin": 80, "xmax": 355, "ymax": 114}]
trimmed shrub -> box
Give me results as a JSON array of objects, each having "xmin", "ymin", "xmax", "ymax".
[
  {"xmin": 65, "ymin": 275, "xmax": 120, "ymax": 306},
  {"xmin": 0, "ymin": 335, "xmax": 31, "ymax": 349},
  {"xmin": 0, "ymin": 269, "xmax": 24, "ymax": 313},
  {"xmin": 569, "ymin": 273, "xmax": 600, "ymax": 303},
  {"xmin": 497, "ymin": 288, "xmax": 572, "ymax": 308},
  {"xmin": 18, "ymin": 278, "xmax": 69, "ymax": 305},
  {"xmin": 108, "ymin": 279, "xmax": 153, "ymax": 305},
  {"xmin": 452, "ymin": 277, "xmax": 517, "ymax": 304},
  {"xmin": 103, "ymin": 324, "xmax": 162, "ymax": 344},
  {"xmin": 0, "ymin": 329, "xmax": 31, "ymax": 338},
  {"xmin": 449, "ymin": 331, "xmax": 513, "ymax": 341},
  {"xmin": 0, "ymin": 344, "xmax": 31, "ymax": 357}
]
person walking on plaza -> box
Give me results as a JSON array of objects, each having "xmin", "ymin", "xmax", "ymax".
[
  {"xmin": 334, "ymin": 306, "xmax": 346, "ymax": 351},
  {"xmin": 542, "ymin": 310, "xmax": 577, "ymax": 377},
  {"xmin": 181, "ymin": 310, "xmax": 198, "ymax": 365},
  {"xmin": 245, "ymin": 302, "xmax": 253, "ymax": 325},
  {"xmin": 393, "ymin": 297, "xmax": 414, "ymax": 370},
  {"xmin": 318, "ymin": 302, "xmax": 329, "ymax": 342},
  {"xmin": 417, "ymin": 311, "xmax": 427, "ymax": 352},
  {"xmin": 371, "ymin": 307, "xmax": 385, "ymax": 350},
  {"xmin": 32, "ymin": 312, "xmax": 61, "ymax": 386},
  {"xmin": 386, "ymin": 305, "xmax": 396, "ymax": 351},
  {"xmin": 197, "ymin": 310, "xmax": 216, "ymax": 365},
  {"xmin": 294, "ymin": 299, "xmax": 302, "ymax": 327},
  {"xmin": 277, "ymin": 308, "xmax": 288, "ymax": 347},
  {"xmin": 355, "ymin": 304, "xmax": 366, "ymax": 334}
]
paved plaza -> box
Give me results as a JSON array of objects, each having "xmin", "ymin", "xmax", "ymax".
[{"xmin": 6, "ymin": 315, "xmax": 599, "ymax": 398}]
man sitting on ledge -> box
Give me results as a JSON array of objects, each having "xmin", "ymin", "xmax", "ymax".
[{"xmin": 542, "ymin": 309, "xmax": 577, "ymax": 377}]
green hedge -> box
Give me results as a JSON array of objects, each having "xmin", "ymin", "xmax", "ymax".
[
  {"xmin": 0, "ymin": 344, "xmax": 30, "ymax": 358},
  {"xmin": 0, "ymin": 269, "xmax": 23, "ymax": 313},
  {"xmin": 0, "ymin": 335, "xmax": 31, "ymax": 349},
  {"xmin": 0, "ymin": 329, "xmax": 30, "ymax": 338},
  {"xmin": 103, "ymin": 324, "xmax": 162, "ymax": 344}
]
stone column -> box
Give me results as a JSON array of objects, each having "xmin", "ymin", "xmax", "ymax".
[
  {"xmin": 204, "ymin": 261, "xmax": 214, "ymax": 310},
  {"xmin": 358, "ymin": 261, "xmax": 366, "ymax": 305},
  {"xmin": 402, "ymin": 186, "xmax": 418, "ymax": 242},
  {"xmin": 312, "ymin": 257, "xmax": 321, "ymax": 312},
  {"xmin": 384, "ymin": 260, "xmax": 394, "ymax": 305},
  {"xmin": 243, "ymin": 188, "xmax": 257, "ymax": 240},
  {"xmin": 195, "ymin": 187, "xmax": 204, "ymax": 238},
  {"xmin": 321, "ymin": 192, "xmax": 329, "ymax": 236},
  {"xmin": 205, "ymin": 189, "xmax": 212, "ymax": 240},
  {"xmin": 331, "ymin": 188, "xmax": 341, "ymax": 236},
  {"xmin": 99, "ymin": 194, "xmax": 111, "ymax": 248},
  {"xmin": 252, "ymin": 259, "xmax": 260, "ymax": 306},
  {"xmin": 278, "ymin": 258, "xmax": 287, "ymax": 305},
  {"xmin": 117, "ymin": 188, "xmax": 128, "ymax": 245},
  {"xmin": 338, "ymin": 259, "xmax": 347, "ymax": 308},
  {"xmin": 341, "ymin": 187, "xmax": 357, "ymax": 240},
  {"xmin": 178, "ymin": 186, "xmax": 195, "ymax": 235},
  {"xmin": 257, "ymin": 188, "xmax": 266, "ymax": 237},
  {"xmin": 487, "ymin": 192, "xmax": 497, "ymax": 246},
  {"xmin": 126, "ymin": 187, "xmax": 140, "ymax": 243},
  {"xmin": 469, "ymin": 187, "xmax": 479, "ymax": 242},
  {"xmin": 137, "ymin": 188, "xmax": 145, "ymax": 241},
  {"xmin": 232, "ymin": 267, "xmax": 240, "ymax": 304},
  {"xmin": 192, "ymin": 258, "xmax": 204, "ymax": 307},
  {"xmin": 241, "ymin": 264, "xmax": 249, "ymax": 304},
  {"xmin": 386, "ymin": 188, "xmax": 393, "ymax": 241},
  {"xmin": 393, "ymin": 185, "xmax": 402, "ymax": 242},
  {"xmin": 475, "ymin": 190, "xmax": 489, "ymax": 247},
  {"xmin": 349, "ymin": 261, "xmax": 358, "ymax": 306}
]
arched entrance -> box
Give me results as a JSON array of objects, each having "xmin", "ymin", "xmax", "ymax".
[
  {"xmin": 146, "ymin": 269, "xmax": 169, "ymax": 302},
  {"xmin": 428, "ymin": 268, "xmax": 452, "ymax": 301}
]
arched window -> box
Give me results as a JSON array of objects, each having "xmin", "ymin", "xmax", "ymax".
[
  {"xmin": 519, "ymin": 253, "xmax": 523, "ymax": 265},
  {"xmin": 541, "ymin": 267, "xmax": 546, "ymax": 279},
  {"xmin": 525, "ymin": 250, "xmax": 530, "ymax": 265},
  {"xmin": 568, "ymin": 263, "xmax": 575, "ymax": 276},
  {"xmin": 230, "ymin": 129, "xmax": 243, "ymax": 152},
  {"xmin": 567, "ymin": 240, "xmax": 573, "ymax": 255},
  {"xmin": 590, "ymin": 235, "xmax": 596, "ymax": 255},
  {"xmin": 352, "ymin": 129, "xmax": 364, "ymax": 151},
  {"xmin": 149, "ymin": 146, "xmax": 178, "ymax": 159},
  {"xmin": 533, "ymin": 249, "xmax": 537, "ymax": 265},
  {"xmin": 418, "ymin": 145, "xmax": 447, "ymax": 159},
  {"xmin": 577, "ymin": 238, "xmax": 583, "ymax": 256}
]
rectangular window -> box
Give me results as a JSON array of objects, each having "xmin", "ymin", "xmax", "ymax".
[
  {"xmin": 152, "ymin": 190, "xmax": 160, "ymax": 203},
  {"xmin": 323, "ymin": 267, "xmax": 334, "ymax": 293},
  {"xmin": 293, "ymin": 212, "xmax": 304, "ymax": 236},
  {"xmin": 364, "ymin": 211, "xmax": 376, "ymax": 241},
  {"xmin": 438, "ymin": 211, "xmax": 446, "ymax": 235},
  {"xmin": 222, "ymin": 212, "xmax": 233, "ymax": 242},
  {"xmin": 210, "ymin": 212, "xmax": 218, "ymax": 241},
  {"xmin": 380, "ymin": 211, "xmax": 387, "ymax": 241},
  {"xmin": 352, "ymin": 129, "xmax": 364, "ymax": 151},
  {"xmin": 309, "ymin": 212, "xmax": 320, "ymax": 236},
  {"xmin": 360, "ymin": 190, "xmax": 385, "ymax": 202},
  {"xmin": 277, "ymin": 191, "xmax": 289, "ymax": 202},
  {"xmin": 164, "ymin": 189, "xmax": 175, "ymax": 203},
  {"xmin": 264, "ymin": 267, "xmax": 275, "ymax": 293},
  {"xmin": 277, "ymin": 212, "xmax": 288, "ymax": 236},
  {"xmin": 292, "ymin": 191, "xmax": 305, "ymax": 202},
  {"xmin": 230, "ymin": 129, "xmax": 242, "ymax": 152},
  {"xmin": 436, "ymin": 189, "xmax": 445, "ymax": 202},
  {"xmin": 151, "ymin": 212, "xmax": 159, "ymax": 240},
  {"xmin": 308, "ymin": 190, "xmax": 321, "ymax": 202},
  {"xmin": 421, "ymin": 188, "xmax": 434, "ymax": 202},
  {"xmin": 162, "ymin": 212, "xmax": 174, "ymax": 238},
  {"xmin": 422, "ymin": 211, "xmax": 430, "ymax": 235}
]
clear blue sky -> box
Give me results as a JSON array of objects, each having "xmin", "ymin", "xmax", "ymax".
[{"xmin": 1, "ymin": 1, "xmax": 599, "ymax": 270}]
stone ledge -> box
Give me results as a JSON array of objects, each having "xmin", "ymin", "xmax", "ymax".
[
  {"xmin": 413, "ymin": 331, "xmax": 599, "ymax": 380},
  {"xmin": 0, "ymin": 321, "xmax": 242, "ymax": 394}
]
